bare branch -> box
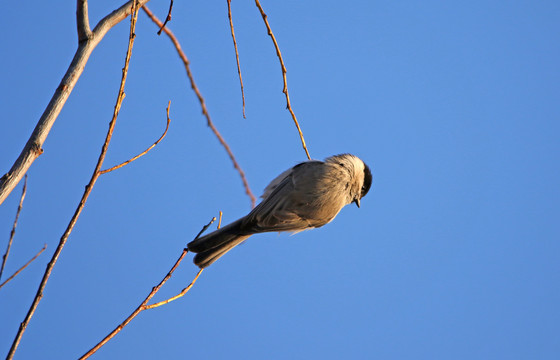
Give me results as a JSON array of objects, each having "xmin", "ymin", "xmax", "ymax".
[
  {"xmin": 157, "ymin": 0, "xmax": 174, "ymax": 35},
  {"xmin": 77, "ymin": 0, "xmax": 92, "ymax": 41},
  {"xmin": 254, "ymin": 0, "xmax": 311, "ymax": 160},
  {"xmin": 227, "ymin": 0, "xmax": 246, "ymax": 118},
  {"xmin": 6, "ymin": 3, "xmax": 141, "ymax": 358},
  {"xmin": 143, "ymin": 6, "xmax": 257, "ymax": 209},
  {"xmin": 144, "ymin": 269, "xmax": 203, "ymax": 309},
  {"xmin": 79, "ymin": 218, "xmax": 215, "ymax": 360},
  {"xmin": 1, "ymin": 176, "xmax": 27, "ymax": 281},
  {"xmin": 144, "ymin": 211, "xmax": 222, "ymax": 310},
  {"xmin": 0, "ymin": 0, "xmax": 152, "ymax": 206},
  {"xmin": 142, "ymin": 209, "xmax": 224, "ymax": 311},
  {"xmin": 100, "ymin": 101, "xmax": 172, "ymax": 174},
  {"xmin": 0, "ymin": 245, "xmax": 46, "ymax": 291}
]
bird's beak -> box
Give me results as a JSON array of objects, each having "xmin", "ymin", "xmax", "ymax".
[{"xmin": 353, "ymin": 198, "xmax": 361, "ymax": 208}]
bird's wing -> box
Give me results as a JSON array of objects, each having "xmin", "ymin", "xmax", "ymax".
[
  {"xmin": 261, "ymin": 167, "xmax": 293, "ymax": 199},
  {"xmin": 244, "ymin": 161, "xmax": 326, "ymax": 233}
]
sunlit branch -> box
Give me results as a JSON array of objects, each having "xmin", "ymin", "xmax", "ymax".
[
  {"xmin": 142, "ymin": 5, "xmax": 257, "ymax": 208},
  {"xmin": 6, "ymin": 3, "xmax": 141, "ymax": 358},
  {"xmin": 254, "ymin": 0, "xmax": 311, "ymax": 160}
]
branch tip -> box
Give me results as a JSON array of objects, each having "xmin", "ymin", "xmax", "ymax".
[
  {"xmin": 1, "ymin": 175, "xmax": 28, "ymax": 281},
  {"xmin": 254, "ymin": 0, "xmax": 311, "ymax": 160},
  {"xmin": 157, "ymin": 0, "xmax": 174, "ymax": 35},
  {"xmin": 100, "ymin": 101, "xmax": 171, "ymax": 174},
  {"xmin": 0, "ymin": 245, "xmax": 46, "ymax": 291},
  {"xmin": 227, "ymin": 0, "xmax": 246, "ymax": 118}
]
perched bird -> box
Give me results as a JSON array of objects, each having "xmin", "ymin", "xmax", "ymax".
[{"xmin": 188, "ymin": 154, "xmax": 372, "ymax": 268}]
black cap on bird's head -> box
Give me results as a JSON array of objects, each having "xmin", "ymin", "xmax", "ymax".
[
  {"xmin": 353, "ymin": 161, "xmax": 372, "ymax": 208},
  {"xmin": 361, "ymin": 163, "xmax": 372, "ymax": 198}
]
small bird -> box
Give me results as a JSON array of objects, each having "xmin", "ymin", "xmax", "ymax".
[{"xmin": 188, "ymin": 154, "xmax": 372, "ymax": 268}]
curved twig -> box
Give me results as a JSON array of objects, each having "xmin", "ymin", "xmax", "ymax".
[
  {"xmin": 0, "ymin": 0, "xmax": 152, "ymax": 206},
  {"xmin": 144, "ymin": 211, "xmax": 224, "ymax": 310},
  {"xmin": 79, "ymin": 218, "xmax": 215, "ymax": 360},
  {"xmin": 100, "ymin": 101, "xmax": 172, "ymax": 174},
  {"xmin": 0, "ymin": 245, "xmax": 46, "ymax": 291},
  {"xmin": 227, "ymin": 0, "xmax": 246, "ymax": 118},
  {"xmin": 142, "ymin": 5, "xmax": 257, "ymax": 208},
  {"xmin": 254, "ymin": 0, "xmax": 311, "ymax": 160},
  {"xmin": 1, "ymin": 175, "xmax": 27, "ymax": 281},
  {"xmin": 6, "ymin": 3, "xmax": 141, "ymax": 358},
  {"xmin": 144, "ymin": 268, "xmax": 203, "ymax": 309},
  {"xmin": 157, "ymin": 0, "xmax": 174, "ymax": 35}
]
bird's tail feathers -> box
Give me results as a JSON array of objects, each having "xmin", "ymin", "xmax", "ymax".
[
  {"xmin": 192, "ymin": 235, "xmax": 250, "ymax": 268},
  {"xmin": 187, "ymin": 219, "xmax": 251, "ymax": 268}
]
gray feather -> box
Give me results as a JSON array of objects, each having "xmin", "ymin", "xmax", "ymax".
[{"xmin": 192, "ymin": 235, "xmax": 250, "ymax": 268}]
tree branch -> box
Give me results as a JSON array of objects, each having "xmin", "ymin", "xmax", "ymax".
[
  {"xmin": 143, "ymin": 268, "xmax": 203, "ymax": 309},
  {"xmin": 143, "ymin": 5, "xmax": 257, "ymax": 208},
  {"xmin": 79, "ymin": 218, "xmax": 215, "ymax": 360},
  {"xmin": 144, "ymin": 212, "xmax": 221, "ymax": 310},
  {"xmin": 6, "ymin": 3, "xmax": 141, "ymax": 358},
  {"xmin": 157, "ymin": 0, "xmax": 174, "ymax": 35},
  {"xmin": 254, "ymin": 0, "xmax": 311, "ymax": 160},
  {"xmin": 1, "ymin": 175, "xmax": 27, "ymax": 281},
  {"xmin": 77, "ymin": 0, "xmax": 92, "ymax": 42},
  {"xmin": 100, "ymin": 101, "xmax": 172, "ymax": 174},
  {"xmin": 0, "ymin": 245, "xmax": 46, "ymax": 291},
  {"xmin": 0, "ymin": 0, "xmax": 152, "ymax": 207},
  {"xmin": 227, "ymin": 0, "xmax": 246, "ymax": 118}
]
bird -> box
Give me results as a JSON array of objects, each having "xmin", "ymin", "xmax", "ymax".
[{"xmin": 188, "ymin": 154, "xmax": 372, "ymax": 268}]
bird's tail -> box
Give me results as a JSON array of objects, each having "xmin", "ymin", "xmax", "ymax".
[{"xmin": 187, "ymin": 219, "xmax": 251, "ymax": 268}]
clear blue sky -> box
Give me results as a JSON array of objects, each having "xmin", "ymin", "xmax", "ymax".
[{"xmin": 1, "ymin": 1, "xmax": 559, "ymax": 359}]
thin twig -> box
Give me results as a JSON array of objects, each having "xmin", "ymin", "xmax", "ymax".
[
  {"xmin": 254, "ymin": 0, "xmax": 311, "ymax": 160},
  {"xmin": 227, "ymin": 0, "xmax": 246, "ymax": 118},
  {"xmin": 0, "ymin": 0, "xmax": 151, "ymax": 206},
  {"xmin": 100, "ymin": 101, "xmax": 172, "ymax": 174},
  {"xmin": 144, "ymin": 268, "xmax": 203, "ymax": 309},
  {"xmin": 6, "ymin": 3, "xmax": 141, "ymax": 359},
  {"xmin": 1, "ymin": 175, "xmax": 27, "ymax": 281},
  {"xmin": 157, "ymin": 0, "xmax": 174, "ymax": 35},
  {"xmin": 143, "ymin": 6, "xmax": 257, "ymax": 209},
  {"xmin": 0, "ymin": 245, "xmax": 46, "ymax": 290},
  {"xmin": 79, "ymin": 217, "xmax": 215, "ymax": 360},
  {"xmin": 144, "ymin": 209, "xmax": 222, "ymax": 310}
]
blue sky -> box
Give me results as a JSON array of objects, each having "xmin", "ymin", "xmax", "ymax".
[{"xmin": 1, "ymin": 0, "xmax": 559, "ymax": 359}]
